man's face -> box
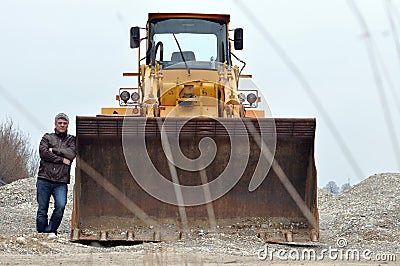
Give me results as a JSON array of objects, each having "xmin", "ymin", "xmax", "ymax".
[{"xmin": 55, "ymin": 119, "xmax": 69, "ymax": 133}]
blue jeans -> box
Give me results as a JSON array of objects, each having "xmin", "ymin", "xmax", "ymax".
[{"xmin": 36, "ymin": 179, "xmax": 68, "ymax": 234}]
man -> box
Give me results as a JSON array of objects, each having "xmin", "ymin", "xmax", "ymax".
[{"xmin": 36, "ymin": 113, "xmax": 76, "ymax": 235}]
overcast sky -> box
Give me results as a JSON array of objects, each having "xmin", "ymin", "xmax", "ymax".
[{"xmin": 1, "ymin": 0, "xmax": 399, "ymax": 187}]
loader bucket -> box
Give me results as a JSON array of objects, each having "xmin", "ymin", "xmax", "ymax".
[{"xmin": 71, "ymin": 116, "xmax": 318, "ymax": 242}]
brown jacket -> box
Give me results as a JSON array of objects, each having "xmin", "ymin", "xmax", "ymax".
[{"xmin": 37, "ymin": 130, "xmax": 76, "ymax": 184}]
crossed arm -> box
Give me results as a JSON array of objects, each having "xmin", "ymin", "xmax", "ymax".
[{"xmin": 39, "ymin": 135, "xmax": 76, "ymax": 165}]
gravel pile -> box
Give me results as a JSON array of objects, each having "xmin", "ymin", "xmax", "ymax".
[
  {"xmin": 0, "ymin": 177, "xmax": 74, "ymax": 237},
  {"xmin": 318, "ymin": 172, "xmax": 400, "ymax": 254},
  {"xmin": 0, "ymin": 173, "xmax": 399, "ymax": 259}
]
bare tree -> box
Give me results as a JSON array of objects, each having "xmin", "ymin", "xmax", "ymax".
[
  {"xmin": 0, "ymin": 118, "xmax": 39, "ymax": 184},
  {"xmin": 323, "ymin": 181, "xmax": 340, "ymax": 194},
  {"xmin": 341, "ymin": 182, "xmax": 352, "ymax": 193}
]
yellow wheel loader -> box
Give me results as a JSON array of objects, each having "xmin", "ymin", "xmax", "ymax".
[{"xmin": 71, "ymin": 13, "xmax": 318, "ymax": 243}]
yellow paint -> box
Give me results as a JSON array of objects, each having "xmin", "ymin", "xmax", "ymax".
[{"xmin": 101, "ymin": 14, "xmax": 264, "ymax": 119}]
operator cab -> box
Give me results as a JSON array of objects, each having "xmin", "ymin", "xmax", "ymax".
[{"xmin": 130, "ymin": 14, "xmax": 243, "ymax": 70}]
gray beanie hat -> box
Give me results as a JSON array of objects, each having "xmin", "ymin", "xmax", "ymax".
[{"xmin": 55, "ymin": 113, "xmax": 69, "ymax": 123}]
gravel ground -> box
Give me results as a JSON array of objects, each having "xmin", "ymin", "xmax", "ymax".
[{"xmin": 0, "ymin": 173, "xmax": 399, "ymax": 265}]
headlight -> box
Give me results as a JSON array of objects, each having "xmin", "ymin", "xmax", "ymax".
[
  {"xmin": 247, "ymin": 93, "xmax": 257, "ymax": 104},
  {"xmin": 120, "ymin": 91, "xmax": 130, "ymax": 103},
  {"xmin": 131, "ymin": 92, "xmax": 140, "ymax": 102},
  {"xmin": 238, "ymin": 93, "xmax": 246, "ymax": 103}
]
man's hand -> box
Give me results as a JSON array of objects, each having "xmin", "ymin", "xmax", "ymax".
[
  {"xmin": 49, "ymin": 148, "xmax": 53, "ymax": 153},
  {"xmin": 63, "ymin": 158, "xmax": 71, "ymax": 165}
]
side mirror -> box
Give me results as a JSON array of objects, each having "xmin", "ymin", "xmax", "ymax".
[
  {"xmin": 130, "ymin": 27, "xmax": 140, "ymax": 49},
  {"xmin": 234, "ymin": 28, "xmax": 243, "ymax": 50}
]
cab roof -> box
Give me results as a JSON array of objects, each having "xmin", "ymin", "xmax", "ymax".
[{"xmin": 148, "ymin": 13, "xmax": 230, "ymax": 24}]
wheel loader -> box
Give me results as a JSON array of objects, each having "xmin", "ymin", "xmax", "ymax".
[{"xmin": 71, "ymin": 13, "xmax": 318, "ymax": 243}]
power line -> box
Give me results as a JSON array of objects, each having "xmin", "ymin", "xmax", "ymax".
[
  {"xmin": 372, "ymin": 35, "xmax": 400, "ymax": 114},
  {"xmin": 0, "ymin": 85, "xmax": 47, "ymax": 133},
  {"xmin": 383, "ymin": 0, "xmax": 400, "ymax": 113},
  {"xmin": 385, "ymin": 0, "xmax": 400, "ymax": 68},
  {"xmin": 347, "ymin": 0, "xmax": 400, "ymax": 170},
  {"xmin": 233, "ymin": 0, "xmax": 365, "ymax": 180},
  {"xmin": 389, "ymin": 0, "xmax": 400, "ymax": 25}
]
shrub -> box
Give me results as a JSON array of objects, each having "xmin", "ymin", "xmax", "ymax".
[{"xmin": 0, "ymin": 118, "xmax": 39, "ymax": 184}]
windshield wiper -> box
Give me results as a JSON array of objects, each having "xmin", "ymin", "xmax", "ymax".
[{"xmin": 172, "ymin": 33, "xmax": 190, "ymax": 76}]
